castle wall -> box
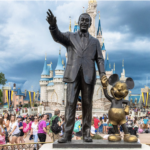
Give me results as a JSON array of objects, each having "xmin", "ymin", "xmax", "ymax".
[
  {"xmin": 53, "ymin": 82, "xmax": 64, "ymax": 105},
  {"xmin": 40, "ymin": 85, "xmax": 48, "ymax": 102}
]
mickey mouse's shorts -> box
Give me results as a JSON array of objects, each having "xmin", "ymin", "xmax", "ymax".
[{"xmin": 108, "ymin": 108, "xmax": 126, "ymax": 125}]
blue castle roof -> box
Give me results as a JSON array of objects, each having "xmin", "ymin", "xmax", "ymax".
[
  {"xmin": 102, "ymin": 43, "xmax": 106, "ymax": 50},
  {"xmin": 40, "ymin": 78, "xmax": 49, "ymax": 81},
  {"xmin": 24, "ymin": 91, "xmax": 30, "ymax": 101},
  {"xmin": 13, "ymin": 89, "xmax": 18, "ymax": 92},
  {"xmin": 16, "ymin": 88, "xmax": 25, "ymax": 96},
  {"xmin": 74, "ymin": 24, "xmax": 80, "ymax": 32},
  {"xmin": 54, "ymin": 75, "xmax": 63, "ymax": 78},
  {"xmin": 55, "ymin": 51, "xmax": 64, "ymax": 70},
  {"xmin": 47, "ymin": 82, "xmax": 54, "ymax": 86},
  {"xmin": 97, "ymin": 18, "xmax": 102, "ymax": 35},
  {"xmin": 41, "ymin": 58, "xmax": 49, "ymax": 76},
  {"xmin": 129, "ymin": 95, "xmax": 141, "ymax": 103}
]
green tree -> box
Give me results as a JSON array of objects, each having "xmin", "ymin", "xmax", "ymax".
[{"xmin": 0, "ymin": 72, "xmax": 7, "ymax": 86}]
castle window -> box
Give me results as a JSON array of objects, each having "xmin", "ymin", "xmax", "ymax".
[{"xmin": 62, "ymin": 100, "xmax": 65, "ymax": 105}]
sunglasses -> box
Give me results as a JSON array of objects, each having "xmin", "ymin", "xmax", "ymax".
[{"xmin": 34, "ymin": 118, "xmax": 38, "ymax": 119}]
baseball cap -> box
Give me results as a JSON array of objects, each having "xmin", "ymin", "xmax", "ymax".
[{"xmin": 17, "ymin": 116, "xmax": 22, "ymax": 118}]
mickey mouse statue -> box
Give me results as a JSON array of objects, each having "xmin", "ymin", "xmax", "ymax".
[{"xmin": 101, "ymin": 74, "xmax": 138, "ymax": 143}]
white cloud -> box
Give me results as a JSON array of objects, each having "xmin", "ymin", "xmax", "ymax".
[{"xmin": 102, "ymin": 31, "xmax": 150, "ymax": 51}]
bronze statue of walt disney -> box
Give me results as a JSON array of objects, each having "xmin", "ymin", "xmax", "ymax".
[
  {"xmin": 46, "ymin": 9, "xmax": 107, "ymax": 143},
  {"xmin": 102, "ymin": 74, "xmax": 138, "ymax": 143}
]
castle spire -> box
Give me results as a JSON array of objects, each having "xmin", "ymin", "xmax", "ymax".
[
  {"xmin": 105, "ymin": 53, "xmax": 111, "ymax": 71},
  {"xmin": 50, "ymin": 62, "xmax": 53, "ymax": 71},
  {"xmin": 41, "ymin": 56, "xmax": 49, "ymax": 75},
  {"xmin": 122, "ymin": 59, "xmax": 124, "ymax": 68},
  {"xmin": 83, "ymin": 7, "xmax": 85, "ymax": 13},
  {"xmin": 69, "ymin": 17, "xmax": 72, "ymax": 32},
  {"xmin": 89, "ymin": 0, "xmax": 96, "ymax": 3},
  {"xmin": 55, "ymin": 48, "xmax": 64, "ymax": 71},
  {"xmin": 97, "ymin": 11, "xmax": 102, "ymax": 36}
]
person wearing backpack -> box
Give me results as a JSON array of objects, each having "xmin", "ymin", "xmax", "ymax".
[
  {"xmin": 50, "ymin": 109, "xmax": 62, "ymax": 142},
  {"xmin": 74, "ymin": 115, "xmax": 82, "ymax": 140}
]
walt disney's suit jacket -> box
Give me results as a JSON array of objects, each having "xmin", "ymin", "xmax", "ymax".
[{"xmin": 49, "ymin": 25, "xmax": 105, "ymax": 85}]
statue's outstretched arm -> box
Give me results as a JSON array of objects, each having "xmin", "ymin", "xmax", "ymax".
[{"xmin": 46, "ymin": 9, "xmax": 70, "ymax": 47}]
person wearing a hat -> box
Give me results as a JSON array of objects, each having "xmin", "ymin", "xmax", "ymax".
[{"xmin": 17, "ymin": 116, "xmax": 24, "ymax": 144}]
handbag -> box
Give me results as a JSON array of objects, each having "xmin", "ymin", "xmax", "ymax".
[{"xmin": 0, "ymin": 135, "xmax": 6, "ymax": 145}]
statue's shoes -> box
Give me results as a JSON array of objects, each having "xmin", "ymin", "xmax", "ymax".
[
  {"xmin": 83, "ymin": 136, "xmax": 93, "ymax": 142},
  {"xmin": 58, "ymin": 135, "xmax": 72, "ymax": 143},
  {"xmin": 124, "ymin": 134, "xmax": 138, "ymax": 143},
  {"xmin": 108, "ymin": 134, "xmax": 121, "ymax": 142}
]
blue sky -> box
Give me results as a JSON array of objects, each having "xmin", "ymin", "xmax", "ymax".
[{"xmin": 0, "ymin": 0, "xmax": 150, "ymax": 94}]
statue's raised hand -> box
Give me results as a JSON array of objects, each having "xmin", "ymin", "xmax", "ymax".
[{"xmin": 46, "ymin": 9, "xmax": 56, "ymax": 27}]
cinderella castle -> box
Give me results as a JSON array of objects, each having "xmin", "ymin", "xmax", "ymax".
[{"xmin": 39, "ymin": 0, "xmax": 128, "ymax": 116}]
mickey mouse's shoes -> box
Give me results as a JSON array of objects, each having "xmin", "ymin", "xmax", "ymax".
[
  {"xmin": 124, "ymin": 134, "xmax": 138, "ymax": 143},
  {"xmin": 108, "ymin": 134, "xmax": 121, "ymax": 142}
]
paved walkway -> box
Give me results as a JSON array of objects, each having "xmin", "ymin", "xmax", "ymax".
[{"xmin": 23, "ymin": 133, "xmax": 150, "ymax": 144}]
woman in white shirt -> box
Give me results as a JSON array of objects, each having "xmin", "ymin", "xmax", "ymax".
[
  {"xmin": 8, "ymin": 114, "xmax": 20, "ymax": 144},
  {"xmin": 31, "ymin": 116, "xmax": 38, "ymax": 150},
  {"xmin": 3, "ymin": 113, "xmax": 10, "ymax": 143}
]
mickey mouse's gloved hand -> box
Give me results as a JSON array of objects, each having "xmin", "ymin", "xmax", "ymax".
[
  {"xmin": 124, "ymin": 105, "xmax": 129, "ymax": 115},
  {"xmin": 101, "ymin": 75, "xmax": 108, "ymax": 89}
]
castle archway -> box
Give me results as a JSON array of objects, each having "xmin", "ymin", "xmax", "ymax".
[{"xmin": 51, "ymin": 90, "xmax": 58, "ymax": 104}]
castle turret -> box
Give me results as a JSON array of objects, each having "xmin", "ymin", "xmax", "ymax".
[
  {"xmin": 120, "ymin": 59, "xmax": 126, "ymax": 82},
  {"xmin": 86, "ymin": 0, "xmax": 97, "ymax": 37},
  {"xmin": 41, "ymin": 54, "xmax": 49, "ymax": 78},
  {"xmin": 50, "ymin": 62, "xmax": 53, "ymax": 78},
  {"xmin": 105, "ymin": 54, "xmax": 113, "ymax": 78},
  {"xmin": 97, "ymin": 12, "xmax": 103, "ymax": 46},
  {"xmin": 105, "ymin": 54, "xmax": 111, "ymax": 72},
  {"xmin": 69, "ymin": 17, "xmax": 72, "ymax": 32},
  {"xmin": 101, "ymin": 38, "xmax": 106, "ymax": 60},
  {"xmin": 47, "ymin": 62, "xmax": 53, "ymax": 78},
  {"xmin": 53, "ymin": 49, "xmax": 65, "ymax": 105},
  {"xmin": 39, "ymin": 55, "xmax": 49, "ymax": 102}
]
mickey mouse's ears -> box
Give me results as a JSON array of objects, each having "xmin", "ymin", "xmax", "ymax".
[
  {"xmin": 108, "ymin": 74, "xmax": 119, "ymax": 85},
  {"xmin": 126, "ymin": 77, "xmax": 134, "ymax": 89}
]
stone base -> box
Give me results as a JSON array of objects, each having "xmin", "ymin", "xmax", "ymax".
[
  {"xmin": 53, "ymin": 140, "xmax": 142, "ymax": 149},
  {"xmin": 39, "ymin": 142, "xmax": 150, "ymax": 150}
]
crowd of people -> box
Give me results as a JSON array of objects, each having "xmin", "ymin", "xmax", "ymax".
[{"xmin": 0, "ymin": 109, "xmax": 150, "ymax": 147}]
